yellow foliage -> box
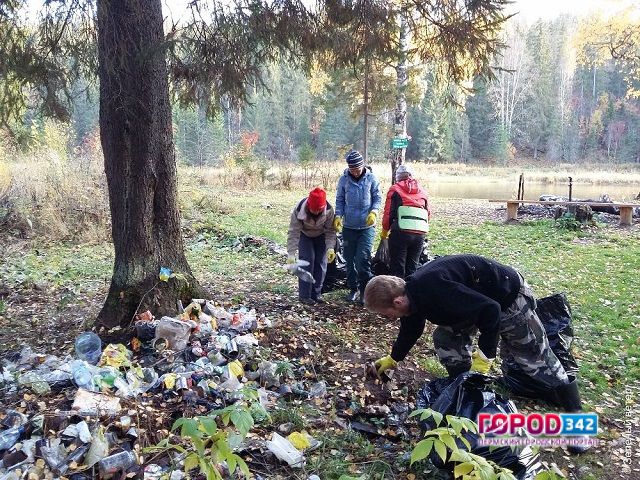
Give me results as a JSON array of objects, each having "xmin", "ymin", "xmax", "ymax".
[
  {"xmin": 309, "ymin": 62, "xmax": 330, "ymax": 96},
  {"xmin": 574, "ymin": 7, "xmax": 640, "ymax": 96}
]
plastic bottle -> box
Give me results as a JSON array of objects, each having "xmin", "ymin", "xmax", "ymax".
[
  {"xmin": 98, "ymin": 450, "xmax": 137, "ymax": 475},
  {"xmin": 71, "ymin": 360, "xmax": 96, "ymax": 391},
  {"xmin": 75, "ymin": 332, "xmax": 102, "ymax": 365}
]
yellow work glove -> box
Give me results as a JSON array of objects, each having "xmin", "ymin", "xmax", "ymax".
[
  {"xmin": 374, "ymin": 355, "xmax": 398, "ymax": 376},
  {"xmin": 333, "ymin": 216, "xmax": 343, "ymax": 233},
  {"xmin": 380, "ymin": 229, "xmax": 390, "ymax": 240},
  {"xmin": 366, "ymin": 211, "xmax": 377, "ymax": 227},
  {"xmin": 470, "ymin": 349, "xmax": 494, "ymax": 374},
  {"xmin": 286, "ymin": 255, "xmax": 296, "ymax": 264},
  {"xmin": 326, "ymin": 249, "xmax": 336, "ymax": 263}
]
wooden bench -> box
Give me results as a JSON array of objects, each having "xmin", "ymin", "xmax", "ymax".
[{"xmin": 488, "ymin": 199, "xmax": 638, "ymax": 226}]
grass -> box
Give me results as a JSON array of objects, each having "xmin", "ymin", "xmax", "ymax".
[
  {"xmin": 2, "ymin": 185, "xmax": 637, "ymax": 409},
  {"xmin": 307, "ymin": 430, "xmax": 397, "ymax": 479},
  {"xmin": 0, "ymin": 242, "xmax": 113, "ymax": 291},
  {"xmin": 1, "ymin": 176, "xmax": 637, "ymax": 479},
  {"xmin": 430, "ymin": 218, "xmax": 639, "ymax": 404}
]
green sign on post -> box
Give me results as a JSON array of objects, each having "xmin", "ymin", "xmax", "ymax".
[{"xmin": 390, "ymin": 137, "xmax": 409, "ymax": 149}]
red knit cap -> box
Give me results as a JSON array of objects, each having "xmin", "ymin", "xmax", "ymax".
[{"xmin": 307, "ymin": 187, "xmax": 327, "ymax": 211}]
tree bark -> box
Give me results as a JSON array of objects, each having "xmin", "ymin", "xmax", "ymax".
[{"xmin": 96, "ymin": 0, "xmax": 204, "ymax": 331}]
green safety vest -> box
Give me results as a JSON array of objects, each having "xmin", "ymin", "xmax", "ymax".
[{"xmin": 397, "ymin": 205, "xmax": 429, "ymax": 233}]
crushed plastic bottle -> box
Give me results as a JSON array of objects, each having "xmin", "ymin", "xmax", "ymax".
[
  {"xmin": 126, "ymin": 367, "xmax": 159, "ymax": 394},
  {"xmin": 1, "ymin": 410, "xmax": 28, "ymax": 429},
  {"xmin": 0, "ymin": 426, "xmax": 23, "ymax": 450},
  {"xmin": 309, "ymin": 380, "xmax": 327, "ymax": 398},
  {"xmin": 84, "ymin": 426, "xmax": 109, "ymax": 467},
  {"xmin": 98, "ymin": 450, "xmax": 137, "ymax": 475},
  {"xmin": 75, "ymin": 332, "xmax": 102, "ymax": 365},
  {"xmin": 71, "ymin": 360, "xmax": 97, "ymax": 391}
]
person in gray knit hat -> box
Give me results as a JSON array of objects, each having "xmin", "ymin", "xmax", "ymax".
[
  {"xmin": 380, "ymin": 163, "xmax": 431, "ymax": 278},
  {"xmin": 334, "ymin": 150, "xmax": 382, "ymax": 304}
]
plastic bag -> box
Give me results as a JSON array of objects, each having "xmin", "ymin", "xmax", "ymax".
[
  {"xmin": 266, "ymin": 432, "xmax": 305, "ymax": 468},
  {"xmin": 372, "ymin": 238, "xmax": 390, "ymax": 275},
  {"xmin": 416, "ymin": 372, "xmax": 543, "ymax": 480},
  {"xmin": 284, "ymin": 260, "xmax": 315, "ymax": 284},
  {"xmin": 501, "ymin": 293, "xmax": 579, "ymax": 399}
]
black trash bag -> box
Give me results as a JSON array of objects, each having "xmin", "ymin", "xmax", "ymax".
[
  {"xmin": 501, "ymin": 293, "xmax": 579, "ymax": 399},
  {"xmin": 535, "ymin": 293, "xmax": 579, "ymax": 376},
  {"xmin": 371, "ymin": 238, "xmax": 390, "ymax": 276},
  {"xmin": 322, "ymin": 234, "xmax": 347, "ymax": 293},
  {"xmin": 415, "ymin": 372, "xmax": 544, "ymax": 480}
]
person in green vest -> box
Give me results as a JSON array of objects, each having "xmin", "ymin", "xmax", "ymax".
[{"xmin": 380, "ymin": 164, "xmax": 431, "ymax": 278}]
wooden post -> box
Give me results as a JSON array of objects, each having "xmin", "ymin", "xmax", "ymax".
[
  {"xmin": 506, "ymin": 201, "xmax": 518, "ymax": 221},
  {"xmin": 619, "ymin": 206, "xmax": 633, "ymax": 226}
]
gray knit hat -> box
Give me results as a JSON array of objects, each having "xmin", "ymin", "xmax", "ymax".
[
  {"xmin": 345, "ymin": 150, "xmax": 364, "ymax": 169},
  {"xmin": 395, "ymin": 164, "xmax": 412, "ymax": 181}
]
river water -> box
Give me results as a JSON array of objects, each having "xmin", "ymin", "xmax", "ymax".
[{"xmin": 425, "ymin": 180, "xmax": 639, "ymax": 201}]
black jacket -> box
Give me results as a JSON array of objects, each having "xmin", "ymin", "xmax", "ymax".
[{"xmin": 390, "ymin": 254, "xmax": 521, "ymax": 361}]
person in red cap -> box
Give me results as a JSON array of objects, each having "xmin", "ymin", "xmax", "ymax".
[{"xmin": 287, "ymin": 187, "xmax": 337, "ymax": 305}]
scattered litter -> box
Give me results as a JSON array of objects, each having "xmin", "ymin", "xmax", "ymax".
[
  {"xmin": 71, "ymin": 389, "xmax": 122, "ymax": 416},
  {"xmin": 266, "ymin": 432, "xmax": 305, "ymax": 468}
]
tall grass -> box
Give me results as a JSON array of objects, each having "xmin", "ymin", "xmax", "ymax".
[
  {"xmin": 2, "ymin": 144, "xmax": 639, "ymax": 243},
  {"xmin": 0, "ymin": 131, "xmax": 110, "ymax": 243}
]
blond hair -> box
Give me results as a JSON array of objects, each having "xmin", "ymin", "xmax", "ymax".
[{"xmin": 364, "ymin": 275, "xmax": 406, "ymax": 311}]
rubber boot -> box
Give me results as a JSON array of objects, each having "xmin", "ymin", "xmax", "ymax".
[
  {"xmin": 553, "ymin": 379, "xmax": 592, "ymax": 454},
  {"xmin": 345, "ymin": 289, "xmax": 358, "ymax": 302}
]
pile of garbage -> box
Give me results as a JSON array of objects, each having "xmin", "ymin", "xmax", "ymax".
[{"xmin": 0, "ymin": 300, "xmax": 327, "ymax": 479}]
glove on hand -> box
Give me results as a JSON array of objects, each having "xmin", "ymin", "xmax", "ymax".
[
  {"xmin": 470, "ymin": 348, "xmax": 494, "ymax": 374},
  {"xmin": 366, "ymin": 211, "xmax": 377, "ymax": 227},
  {"xmin": 286, "ymin": 255, "xmax": 296, "ymax": 264},
  {"xmin": 380, "ymin": 229, "xmax": 390, "ymax": 240},
  {"xmin": 374, "ymin": 355, "xmax": 398, "ymax": 376},
  {"xmin": 333, "ymin": 216, "xmax": 343, "ymax": 233},
  {"xmin": 326, "ymin": 249, "xmax": 336, "ymax": 263}
]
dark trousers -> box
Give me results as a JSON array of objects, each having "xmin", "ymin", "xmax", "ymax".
[
  {"xmin": 342, "ymin": 226, "xmax": 375, "ymax": 292},
  {"xmin": 298, "ymin": 233, "xmax": 327, "ymax": 300},
  {"xmin": 432, "ymin": 276, "xmax": 569, "ymax": 388},
  {"xmin": 388, "ymin": 230, "xmax": 425, "ymax": 278}
]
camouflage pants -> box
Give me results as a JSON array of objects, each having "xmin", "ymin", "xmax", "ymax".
[{"xmin": 433, "ymin": 275, "xmax": 569, "ymax": 387}]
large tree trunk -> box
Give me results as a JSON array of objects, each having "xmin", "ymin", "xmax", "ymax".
[{"xmin": 96, "ymin": 0, "xmax": 204, "ymax": 331}]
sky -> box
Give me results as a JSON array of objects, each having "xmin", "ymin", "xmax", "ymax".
[{"xmin": 504, "ymin": 0, "xmax": 637, "ymax": 22}]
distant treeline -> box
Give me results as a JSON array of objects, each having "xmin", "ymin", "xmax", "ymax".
[{"xmin": 4, "ymin": 15, "xmax": 639, "ymax": 167}]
